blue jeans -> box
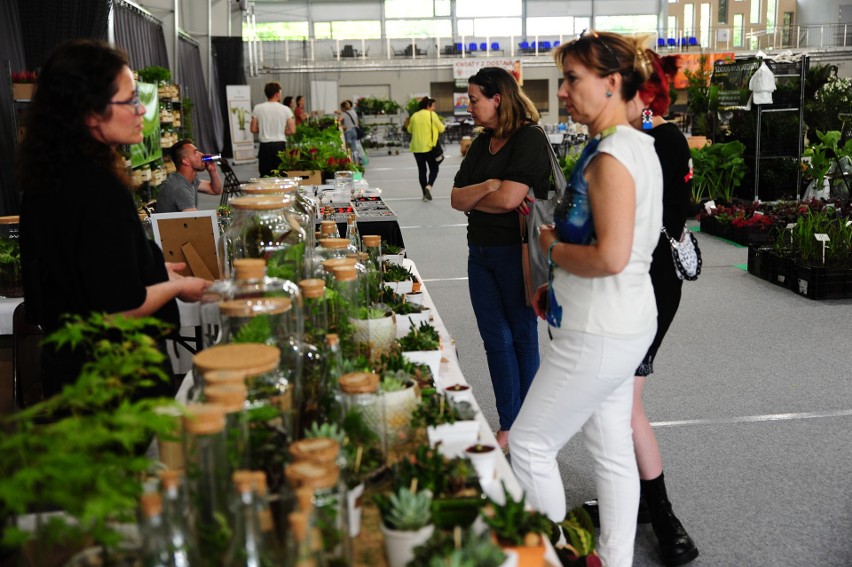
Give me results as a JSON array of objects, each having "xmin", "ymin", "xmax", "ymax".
[{"xmin": 468, "ymin": 243, "xmax": 540, "ymax": 430}]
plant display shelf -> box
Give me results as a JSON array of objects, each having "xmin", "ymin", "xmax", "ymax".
[
  {"xmin": 747, "ymin": 244, "xmax": 852, "ymax": 300},
  {"xmin": 700, "ymin": 215, "xmax": 775, "ymax": 245}
]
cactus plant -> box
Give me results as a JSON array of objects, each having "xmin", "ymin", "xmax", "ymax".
[{"xmin": 376, "ymin": 487, "xmax": 433, "ymax": 531}]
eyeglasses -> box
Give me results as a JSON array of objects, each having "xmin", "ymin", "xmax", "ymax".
[{"xmin": 108, "ymin": 91, "xmax": 142, "ymax": 114}]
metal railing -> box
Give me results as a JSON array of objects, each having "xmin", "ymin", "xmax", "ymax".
[{"xmin": 245, "ymin": 24, "xmax": 852, "ymax": 71}]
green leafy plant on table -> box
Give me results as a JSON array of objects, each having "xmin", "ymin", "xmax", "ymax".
[
  {"xmin": 0, "ymin": 313, "xmax": 180, "ymax": 560},
  {"xmin": 803, "ymin": 130, "xmax": 852, "ymax": 198},
  {"xmin": 382, "ymin": 262, "xmax": 413, "ymax": 283},
  {"xmin": 554, "ymin": 506, "xmax": 602, "ymax": 567},
  {"xmin": 482, "ymin": 482, "xmax": 552, "ymax": 547},
  {"xmin": 412, "ymin": 388, "xmax": 476, "ymax": 429},
  {"xmin": 375, "ymin": 487, "xmax": 433, "ymax": 531},
  {"xmin": 690, "ymin": 140, "xmax": 746, "ymax": 204},
  {"xmin": 398, "ymin": 321, "xmax": 439, "ymax": 352},
  {"xmin": 137, "ymin": 65, "xmax": 171, "ymax": 84},
  {"xmin": 410, "ymin": 527, "xmax": 507, "ymax": 567}
]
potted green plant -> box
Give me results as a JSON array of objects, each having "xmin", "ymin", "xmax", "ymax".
[
  {"xmin": 802, "ymin": 130, "xmax": 852, "ymax": 200},
  {"xmin": 690, "ymin": 140, "xmax": 746, "ymax": 205},
  {"xmin": 381, "ymin": 242, "xmax": 406, "ymax": 266},
  {"xmin": 0, "ymin": 235, "xmax": 23, "ymax": 298},
  {"xmin": 137, "ymin": 65, "xmax": 171, "ymax": 85},
  {"xmin": 349, "ymin": 306, "xmax": 396, "ymax": 361},
  {"xmin": 554, "ymin": 507, "xmax": 602, "ymax": 567},
  {"xmin": 0, "ymin": 313, "xmax": 180, "ymax": 565},
  {"xmin": 482, "ymin": 482, "xmax": 552, "ymax": 567},
  {"xmin": 383, "ymin": 262, "xmax": 414, "ymax": 294},
  {"xmin": 375, "ymin": 487, "xmax": 434, "ymax": 567},
  {"xmin": 409, "ymin": 526, "xmax": 507, "ymax": 567},
  {"xmin": 399, "ymin": 320, "xmax": 441, "ymax": 380},
  {"xmin": 414, "ymin": 388, "xmax": 479, "ymax": 456},
  {"xmin": 11, "ymin": 70, "xmax": 37, "ymax": 100}
]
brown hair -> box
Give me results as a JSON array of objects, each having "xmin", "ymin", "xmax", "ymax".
[
  {"xmin": 264, "ymin": 81, "xmax": 281, "ymax": 99},
  {"xmin": 468, "ymin": 67, "xmax": 540, "ymax": 139},
  {"xmin": 553, "ymin": 31, "xmax": 653, "ymax": 102}
]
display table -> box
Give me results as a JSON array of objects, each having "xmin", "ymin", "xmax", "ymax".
[{"xmin": 314, "ymin": 193, "xmax": 405, "ymax": 248}]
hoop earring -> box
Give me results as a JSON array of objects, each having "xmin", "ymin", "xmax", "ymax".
[{"xmin": 642, "ymin": 108, "xmax": 653, "ymax": 130}]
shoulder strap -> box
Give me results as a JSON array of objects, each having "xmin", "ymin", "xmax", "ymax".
[{"xmin": 534, "ymin": 125, "xmax": 566, "ymax": 198}]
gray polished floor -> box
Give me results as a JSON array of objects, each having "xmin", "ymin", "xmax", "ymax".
[{"xmin": 213, "ymin": 144, "xmax": 852, "ymax": 567}]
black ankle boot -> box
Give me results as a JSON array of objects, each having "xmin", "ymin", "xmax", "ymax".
[
  {"xmin": 581, "ymin": 497, "xmax": 651, "ymax": 528},
  {"xmin": 641, "ymin": 472, "xmax": 699, "ymax": 566}
]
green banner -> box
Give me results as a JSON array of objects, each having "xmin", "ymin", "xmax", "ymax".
[{"xmin": 130, "ymin": 82, "xmax": 162, "ymax": 168}]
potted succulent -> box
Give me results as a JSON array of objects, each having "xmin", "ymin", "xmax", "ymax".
[
  {"xmin": 482, "ymin": 483, "xmax": 553, "ymax": 567},
  {"xmin": 399, "ymin": 320, "xmax": 441, "ymax": 380},
  {"xmin": 392, "ymin": 299, "xmax": 430, "ymax": 338},
  {"xmin": 414, "ymin": 388, "xmax": 479, "ymax": 457},
  {"xmin": 383, "ymin": 262, "xmax": 414, "ymax": 294},
  {"xmin": 381, "ymin": 242, "xmax": 406, "ymax": 266},
  {"xmin": 378, "ymin": 371, "xmax": 419, "ymax": 457},
  {"xmin": 409, "ymin": 526, "xmax": 507, "ymax": 567},
  {"xmin": 349, "ymin": 306, "xmax": 396, "ymax": 360},
  {"xmin": 375, "ymin": 487, "xmax": 434, "ymax": 567}
]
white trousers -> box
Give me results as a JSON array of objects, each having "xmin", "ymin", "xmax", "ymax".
[{"xmin": 510, "ymin": 326, "xmax": 655, "ymax": 567}]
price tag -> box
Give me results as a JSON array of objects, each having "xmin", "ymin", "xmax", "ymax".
[
  {"xmin": 785, "ymin": 223, "xmax": 796, "ymax": 230},
  {"xmin": 846, "ymin": 220, "xmax": 852, "ymax": 228},
  {"xmin": 704, "ymin": 200, "xmax": 717, "ymax": 214},
  {"xmin": 814, "ymin": 233, "xmax": 830, "ymax": 242},
  {"xmin": 753, "ymin": 211, "xmax": 764, "ymax": 217}
]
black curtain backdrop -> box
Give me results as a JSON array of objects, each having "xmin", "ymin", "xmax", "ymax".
[
  {"xmin": 113, "ymin": 0, "xmax": 169, "ymax": 71},
  {"xmin": 0, "ymin": 0, "xmax": 26, "ymax": 215},
  {"xmin": 16, "ymin": 0, "xmax": 110, "ymax": 70},
  {"xmin": 212, "ymin": 36, "xmax": 246, "ymax": 158},
  {"xmin": 177, "ymin": 35, "xmax": 223, "ymax": 155}
]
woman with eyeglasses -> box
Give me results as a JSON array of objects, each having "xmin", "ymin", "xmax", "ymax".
[
  {"xmin": 508, "ymin": 32, "xmax": 662, "ymax": 567},
  {"xmin": 18, "ymin": 40, "xmax": 209, "ymax": 399},
  {"xmin": 450, "ymin": 67, "xmax": 551, "ymax": 452}
]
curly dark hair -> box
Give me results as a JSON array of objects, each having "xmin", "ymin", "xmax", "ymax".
[{"xmin": 17, "ymin": 39, "xmax": 129, "ymax": 194}]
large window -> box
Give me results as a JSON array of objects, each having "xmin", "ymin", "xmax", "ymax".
[
  {"xmin": 750, "ymin": 0, "xmax": 761, "ymax": 23},
  {"xmin": 733, "ymin": 13, "xmax": 744, "ymax": 46},
  {"xmin": 314, "ymin": 20, "xmax": 381, "ymax": 40},
  {"xmin": 683, "ymin": 4, "xmax": 695, "ymax": 36},
  {"xmin": 667, "ymin": 16, "xmax": 678, "ymax": 37},
  {"xmin": 386, "ymin": 19, "xmax": 452, "ymax": 38},
  {"xmin": 457, "ymin": 17, "xmax": 522, "ymax": 37},
  {"xmin": 385, "ymin": 0, "xmax": 451, "ymax": 18},
  {"xmin": 766, "ymin": 0, "xmax": 777, "ymax": 33},
  {"xmin": 457, "ymin": 0, "xmax": 520, "ymax": 18},
  {"xmin": 699, "ymin": 3, "xmax": 711, "ymax": 46},
  {"xmin": 594, "ymin": 15, "xmax": 658, "ymax": 34},
  {"xmin": 526, "ymin": 17, "xmax": 573, "ymax": 37},
  {"xmin": 252, "ymin": 22, "xmax": 310, "ymax": 41}
]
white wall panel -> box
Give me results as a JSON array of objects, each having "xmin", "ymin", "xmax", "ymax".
[{"xmin": 526, "ymin": 1, "xmax": 592, "ymax": 17}]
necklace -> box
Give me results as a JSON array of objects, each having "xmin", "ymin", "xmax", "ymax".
[{"xmin": 488, "ymin": 137, "xmax": 504, "ymax": 155}]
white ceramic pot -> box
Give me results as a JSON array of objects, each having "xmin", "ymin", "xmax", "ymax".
[
  {"xmin": 464, "ymin": 443, "xmax": 498, "ymax": 485},
  {"xmin": 347, "ymin": 482, "xmax": 365, "ymax": 537},
  {"xmin": 443, "ymin": 384, "xmax": 474, "ymax": 404},
  {"xmin": 405, "ymin": 291, "xmax": 424, "ymax": 306},
  {"xmin": 385, "ymin": 279, "xmax": 414, "ymax": 294},
  {"xmin": 427, "ymin": 420, "xmax": 480, "ymax": 457},
  {"xmin": 395, "ymin": 309, "xmax": 431, "ymax": 338},
  {"xmin": 402, "ymin": 349, "xmax": 441, "ymax": 382},
  {"xmin": 380, "ymin": 522, "xmax": 434, "ymax": 567},
  {"xmin": 381, "ymin": 253, "xmax": 406, "ymax": 266}
]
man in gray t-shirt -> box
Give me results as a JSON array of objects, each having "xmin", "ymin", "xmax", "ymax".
[{"xmin": 157, "ymin": 138, "xmax": 223, "ymax": 213}]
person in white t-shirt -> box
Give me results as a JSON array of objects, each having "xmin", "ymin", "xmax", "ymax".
[
  {"xmin": 509, "ymin": 31, "xmax": 662, "ymax": 567},
  {"xmin": 250, "ymin": 81, "xmax": 295, "ymax": 177}
]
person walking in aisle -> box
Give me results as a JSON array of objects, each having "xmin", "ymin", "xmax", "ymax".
[
  {"xmin": 450, "ymin": 67, "xmax": 551, "ymax": 452},
  {"xmin": 407, "ymin": 96, "xmax": 445, "ymax": 201},
  {"xmin": 581, "ymin": 50, "xmax": 699, "ymax": 567},
  {"xmin": 337, "ymin": 100, "xmax": 364, "ymax": 165},
  {"xmin": 509, "ymin": 32, "xmax": 661, "ymax": 567},
  {"xmin": 157, "ymin": 138, "xmax": 223, "ymax": 213},
  {"xmin": 18, "ymin": 40, "xmax": 209, "ymax": 399},
  {"xmin": 250, "ymin": 81, "xmax": 295, "ymax": 177}
]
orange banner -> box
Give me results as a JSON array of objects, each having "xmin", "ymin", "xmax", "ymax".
[{"xmin": 672, "ymin": 52, "xmax": 735, "ymax": 89}]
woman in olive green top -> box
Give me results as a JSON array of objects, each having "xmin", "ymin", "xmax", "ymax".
[{"xmin": 407, "ymin": 96, "xmax": 445, "ymax": 201}]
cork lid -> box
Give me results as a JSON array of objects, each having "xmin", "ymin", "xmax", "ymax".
[
  {"xmin": 348, "ymin": 213, "xmax": 357, "ymax": 223},
  {"xmin": 252, "ymin": 471, "xmax": 268, "ymax": 495},
  {"xmin": 319, "ymin": 220, "xmax": 338, "ymax": 236},
  {"xmin": 298, "ymin": 278, "xmax": 326, "ymax": 298},
  {"xmin": 332, "ymin": 265, "xmax": 357, "ymax": 281},
  {"xmin": 295, "ymin": 487, "xmax": 314, "ymax": 513},
  {"xmin": 229, "ymin": 196, "xmax": 288, "ymax": 211},
  {"xmin": 218, "ymin": 296, "xmax": 292, "ymax": 317},
  {"xmin": 193, "ymin": 343, "xmax": 280, "ymax": 377},
  {"xmin": 158, "ymin": 469, "xmax": 182, "ymax": 490},
  {"xmin": 325, "ymin": 333, "xmax": 339, "ymax": 347},
  {"xmin": 233, "ymin": 259, "xmax": 267, "ymax": 281},
  {"xmin": 362, "ymin": 235, "xmax": 380, "ymax": 247},
  {"xmin": 203, "ymin": 369, "xmax": 248, "ymax": 388},
  {"xmin": 289, "ymin": 437, "xmax": 341, "ymax": 464},
  {"xmin": 318, "ymin": 238, "xmax": 350, "ymax": 250},
  {"xmin": 0, "ymin": 216, "xmax": 20, "ymax": 225},
  {"xmin": 140, "ymin": 491, "xmax": 162, "ymax": 518},
  {"xmin": 339, "ymin": 372, "xmax": 380, "ymax": 394},
  {"xmin": 182, "ymin": 403, "xmax": 226, "ymax": 435},
  {"xmin": 288, "ymin": 512, "xmax": 309, "ymax": 541},
  {"xmin": 241, "ymin": 180, "xmax": 298, "ymax": 194},
  {"xmin": 204, "ymin": 384, "xmax": 247, "ymax": 413},
  {"xmin": 284, "ymin": 461, "xmax": 340, "ymax": 490},
  {"xmin": 321, "ymin": 258, "xmax": 349, "ymax": 273},
  {"xmin": 232, "ymin": 472, "xmax": 254, "ymax": 494}
]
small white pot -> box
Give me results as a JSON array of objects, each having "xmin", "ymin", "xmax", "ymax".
[
  {"xmin": 464, "ymin": 443, "xmax": 498, "ymax": 485},
  {"xmin": 427, "ymin": 420, "xmax": 480, "ymax": 457},
  {"xmin": 443, "ymin": 384, "xmax": 474, "ymax": 404},
  {"xmin": 381, "ymin": 253, "xmax": 406, "ymax": 266},
  {"xmin": 350, "ymin": 313, "xmax": 396, "ymax": 359},
  {"xmin": 402, "ymin": 349, "xmax": 441, "ymax": 381},
  {"xmin": 385, "ymin": 279, "xmax": 414, "ymax": 294},
  {"xmin": 347, "ymin": 483, "xmax": 365, "ymax": 537},
  {"xmin": 380, "ymin": 522, "xmax": 434, "ymax": 567},
  {"xmin": 395, "ymin": 309, "xmax": 431, "ymax": 337},
  {"xmin": 405, "ymin": 291, "xmax": 424, "ymax": 305}
]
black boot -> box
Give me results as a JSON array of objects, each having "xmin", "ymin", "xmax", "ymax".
[
  {"xmin": 641, "ymin": 472, "xmax": 699, "ymax": 566},
  {"xmin": 581, "ymin": 496, "xmax": 651, "ymax": 528}
]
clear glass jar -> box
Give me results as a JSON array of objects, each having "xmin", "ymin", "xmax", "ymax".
[
  {"xmin": 314, "ymin": 238, "xmax": 356, "ymax": 279},
  {"xmin": 220, "ymin": 195, "xmax": 306, "ymax": 284},
  {"xmin": 157, "ymin": 470, "xmax": 201, "ymax": 567},
  {"xmin": 337, "ymin": 372, "xmax": 382, "ymax": 452},
  {"xmin": 182, "ymin": 403, "xmax": 232, "ymax": 565},
  {"xmin": 204, "ymin": 385, "xmax": 250, "ymax": 472},
  {"xmin": 225, "ymin": 472, "xmax": 279, "ymax": 567},
  {"xmin": 298, "ymin": 279, "xmax": 328, "ymax": 348},
  {"xmin": 361, "ymin": 234, "xmax": 383, "ymax": 306},
  {"xmin": 319, "ymin": 220, "xmax": 340, "ymax": 239}
]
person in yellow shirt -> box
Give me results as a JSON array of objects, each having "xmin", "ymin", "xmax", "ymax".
[{"xmin": 407, "ymin": 96, "xmax": 445, "ymax": 201}]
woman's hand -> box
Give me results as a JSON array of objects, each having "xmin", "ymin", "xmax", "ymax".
[
  {"xmin": 177, "ymin": 277, "xmax": 210, "ymax": 303},
  {"xmin": 515, "ymin": 194, "xmax": 534, "ymax": 216},
  {"xmin": 165, "ymin": 262, "xmax": 187, "ymax": 281},
  {"xmin": 532, "ymin": 283, "xmax": 549, "ymax": 320}
]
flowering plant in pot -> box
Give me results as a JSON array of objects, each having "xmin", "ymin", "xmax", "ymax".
[{"xmin": 482, "ymin": 482, "xmax": 552, "ymax": 567}]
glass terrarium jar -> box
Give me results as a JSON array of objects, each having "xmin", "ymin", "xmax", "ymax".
[
  {"xmin": 203, "ymin": 384, "xmax": 250, "ymax": 472},
  {"xmin": 220, "ymin": 196, "xmax": 306, "ymax": 284},
  {"xmin": 0, "ymin": 216, "xmax": 23, "ymax": 298},
  {"xmin": 313, "ymin": 238, "xmax": 356, "ymax": 279},
  {"xmin": 337, "ymin": 372, "xmax": 382, "ymax": 448}
]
